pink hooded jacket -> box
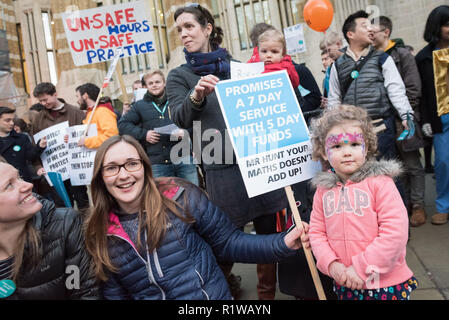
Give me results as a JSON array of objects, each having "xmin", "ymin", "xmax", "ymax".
[{"xmin": 309, "ymin": 160, "xmax": 413, "ymax": 289}]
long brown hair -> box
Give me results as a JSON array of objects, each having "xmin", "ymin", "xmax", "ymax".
[
  {"xmin": 85, "ymin": 135, "xmax": 194, "ymax": 281},
  {"xmin": 0, "ymin": 158, "xmax": 41, "ymax": 282}
]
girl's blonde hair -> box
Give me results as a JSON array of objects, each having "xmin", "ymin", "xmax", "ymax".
[
  {"xmin": 258, "ymin": 29, "xmax": 287, "ymax": 56},
  {"xmin": 309, "ymin": 105, "xmax": 378, "ymax": 170}
]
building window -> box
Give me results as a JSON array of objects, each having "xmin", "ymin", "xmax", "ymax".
[
  {"xmin": 42, "ymin": 11, "xmax": 57, "ymax": 84},
  {"xmin": 15, "ymin": 23, "xmax": 29, "ymax": 93},
  {"xmin": 234, "ymin": 0, "xmax": 270, "ymax": 50},
  {"xmin": 149, "ymin": 0, "xmax": 169, "ymax": 69},
  {"xmin": 24, "ymin": 11, "xmax": 41, "ymax": 85}
]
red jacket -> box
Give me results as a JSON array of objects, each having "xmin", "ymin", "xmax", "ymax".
[{"xmin": 248, "ymin": 47, "xmax": 300, "ymax": 88}]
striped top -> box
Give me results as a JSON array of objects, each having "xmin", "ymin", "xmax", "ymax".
[{"xmin": 0, "ymin": 256, "xmax": 14, "ymax": 280}]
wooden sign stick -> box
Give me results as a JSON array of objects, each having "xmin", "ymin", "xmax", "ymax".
[{"xmin": 284, "ymin": 185, "xmax": 327, "ymax": 300}]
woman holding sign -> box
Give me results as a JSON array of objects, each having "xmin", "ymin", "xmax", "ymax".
[
  {"xmin": 166, "ymin": 4, "xmax": 290, "ymax": 298},
  {"xmin": 84, "ymin": 135, "xmax": 308, "ymax": 300},
  {"xmin": 0, "ymin": 157, "xmax": 98, "ymax": 299}
]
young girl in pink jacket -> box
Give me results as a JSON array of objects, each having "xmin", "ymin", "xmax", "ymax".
[{"xmin": 308, "ymin": 104, "xmax": 418, "ymax": 300}]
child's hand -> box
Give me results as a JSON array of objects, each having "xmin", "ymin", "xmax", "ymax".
[
  {"xmin": 344, "ymin": 266, "xmax": 364, "ymax": 290},
  {"xmin": 329, "ymin": 261, "xmax": 347, "ymax": 286}
]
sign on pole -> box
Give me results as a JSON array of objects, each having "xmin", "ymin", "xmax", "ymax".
[
  {"xmin": 61, "ymin": 0, "xmax": 155, "ymax": 66},
  {"xmin": 33, "ymin": 121, "xmax": 70, "ymax": 182},
  {"xmin": 284, "ymin": 24, "xmax": 307, "ymax": 55},
  {"xmin": 67, "ymin": 124, "xmax": 98, "ymax": 186},
  {"xmin": 215, "ymin": 70, "xmax": 320, "ymax": 198}
]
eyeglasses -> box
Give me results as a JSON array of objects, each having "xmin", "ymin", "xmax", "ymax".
[
  {"xmin": 102, "ymin": 159, "xmax": 143, "ymax": 177},
  {"xmin": 372, "ymin": 28, "xmax": 386, "ymax": 34}
]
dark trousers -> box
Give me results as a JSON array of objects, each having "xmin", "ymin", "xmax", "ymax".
[
  {"xmin": 52, "ymin": 180, "xmax": 90, "ymax": 213},
  {"xmin": 376, "ymin": 116, "xmax": 407, "ymax": 207}
]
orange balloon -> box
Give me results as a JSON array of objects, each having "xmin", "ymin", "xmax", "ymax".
[{"xmin": 303, "ymin": 0, "xmax": 334, "ymax": 32}]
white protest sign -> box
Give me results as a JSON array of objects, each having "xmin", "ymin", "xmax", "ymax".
[
  {"xmin": 230, "ymin": 61, "xmax": 264, "ymax": 80},
  {"xmin": 61, "ymin": 0, "xmax": 155, "ymax": 66},
  {"xmin": 67, "ymin": 124, "xmax": 98, "ymax": 186},
  {"xmin": 215, "ymin": 70, "xmax": 320, "ymax": 198},
  {"xmin": 133, "ymin": 88, "xmax": 147, "ymax": 102},
  {"xmin": 284, "ymin": 24, "xmax": 307, "ymax": 55},
  {"xmin": 33, "ymin": 121, "xmax": 70, "ymax": 182}
]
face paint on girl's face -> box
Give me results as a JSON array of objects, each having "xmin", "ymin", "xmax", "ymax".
[{"xmin": 325, "ymin": 132, "xmax": 366, "ymax": 160}]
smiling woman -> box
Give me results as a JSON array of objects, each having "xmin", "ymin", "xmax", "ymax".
[
  {"xmin": 85, "ymin": 135, "xmax": 308, "ymax": 300},
  {"xmin": 0, "ymin": 158, "xmax": 98, "ymax": 299}
]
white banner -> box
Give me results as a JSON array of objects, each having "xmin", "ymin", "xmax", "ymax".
[
  {"xmin": 33, "ymin": 121, "xmax": 70, "ymax": 182},
  {"xmin": 284, "ymin": 24, "xmax": 307, "ymax": 55},
  {"xmin": 61, "ymin": 0, "xmax": 155, "ymax": 66},
  {"xmin": 67, "ymin": 124, "xmax": 98, "ymax": 186}
]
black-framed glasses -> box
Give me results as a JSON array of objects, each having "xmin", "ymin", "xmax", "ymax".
[{"xmin": 102, "ymin": 159, "xmax": 143, "ymax": 177}]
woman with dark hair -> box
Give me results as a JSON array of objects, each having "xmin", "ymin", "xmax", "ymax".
[
  {"xmin": 0, "ymin": 158, "xmax": 98, "ymax": 299},
  {"xmin": 84, "ymin": 135, "xmax": 308, "ymax": 300},
  {"xmin": 416, "ymin": 5, "xmax": 449, "ymax": 225},
  {"xmin": 165, "ymin": 4, "xmax": 291, "ymax": 298}
]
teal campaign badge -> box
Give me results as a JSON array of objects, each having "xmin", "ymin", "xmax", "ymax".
[
  {"xmin": 0, "ymin": 279, "xmax": 16, "ymax": 298},
  {"xmin": 351, "ymin": 70, "xmax": 359, "ymax": 79},
  {"xmin": 13, "ymin": 145, "xmax": 21, "ymax": 152}
]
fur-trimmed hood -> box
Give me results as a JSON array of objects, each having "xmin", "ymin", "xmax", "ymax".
[{"xmin": 311, "ymin": 159, "xmax": 402, "ymax": 189}]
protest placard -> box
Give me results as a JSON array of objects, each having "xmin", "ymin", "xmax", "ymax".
[
  {"xmin": 67, "ymin": 124, "xmax": 98, "ymax": 186},
  {"xmin": 284, "ymin": 24, "xmax": 307, "ymax": 55},
  {"xmin": 215, "ymin": 70, "xmax": 320, "ymax": 198},
  {"xmin": 33, "ymin": 121, "xmax": 70, "ymax": 182},
  {"xmin": 230, "ymin": 61, "xmax": 264, "ymax": 80},
  {"xmin": 61, "ymin": 0, "xmax": 155, "ymax": 66}
]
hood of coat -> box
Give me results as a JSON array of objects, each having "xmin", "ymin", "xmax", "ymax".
[{"xmin": 311, "ymin": 159, "xmax": 403, "ymax": 189}]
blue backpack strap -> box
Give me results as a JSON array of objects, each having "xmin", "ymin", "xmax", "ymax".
[{"xmin": 378, "ymin": 52, "xmax": 390, "ymax": 68}]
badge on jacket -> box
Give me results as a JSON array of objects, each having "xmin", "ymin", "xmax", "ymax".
[{"xmin": 13, "ymin": 145, "xmax": 21, "ymax": 152}]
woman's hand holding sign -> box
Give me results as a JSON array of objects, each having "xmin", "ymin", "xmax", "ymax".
[{"xmin": 192, "ymin": 75, "xmax": 220, "ymax": 103}]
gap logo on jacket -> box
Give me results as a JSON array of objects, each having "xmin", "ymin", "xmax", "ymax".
[{"xmin": 323, "ymin": 187, "xmax": 370, "ymax": 218}]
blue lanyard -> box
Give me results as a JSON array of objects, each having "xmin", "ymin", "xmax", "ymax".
[{"xmin": 152, "ymin": 101, "xmax": 168, "ymax": 118}]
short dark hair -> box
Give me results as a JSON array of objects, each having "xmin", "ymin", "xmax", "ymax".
[
  {"xmin": 342, "ymin": 10, "xmax": 369, "ymax": 43},
  {"xmin": 0, "ymin": 106, "xmax": 15, "ymax": 118},
  {"xmin": 372, "ymin": 16, "xmax": 393, "ymax": 35},
  {"xmin": 174, "ymin": 4, "xmax": 224, "ymax": 49},
  {"xmin": 13, "ymin": 117, "xmax": 29, "ymax": 132},
  {"xmin": 423, "ymin": 5, "xmax": 449, "ymax": 45},
  {"xmin": 76, "ymin": 83, "xmax": 100, "ymax": 101},
  {"xmin": 29, "ymin": 103, "xmax": 45, "ymax": 112},
  {"xmin": 249, "ymin": 23, "xmax": 275, "ymax": 47},
  {"xmin": 33, "ymin": 82, "xmax": 56, "ymax": 98}
]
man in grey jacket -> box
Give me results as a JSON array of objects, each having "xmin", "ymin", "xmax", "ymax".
[
  {"xmin": 372, "ymin": 16, "xmax": 427, "ymax": 227},
  {"xmin": 328, "ymin": 11, "xmax": 414, "ymax": 161}
]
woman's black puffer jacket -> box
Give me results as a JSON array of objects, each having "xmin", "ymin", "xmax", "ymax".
[{"xmin": 7, "ymin": 196, "xmax": 98, "ymax": 299}]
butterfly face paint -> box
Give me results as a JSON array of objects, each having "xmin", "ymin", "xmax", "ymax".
[{"xmin": 325, "ymin": 132, "xmax": 366, "ymax": 160}]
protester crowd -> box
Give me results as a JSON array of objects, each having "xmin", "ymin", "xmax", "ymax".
[{"xmin": 0, "ymin": 3, "xmax": 448, "ymax": 301}]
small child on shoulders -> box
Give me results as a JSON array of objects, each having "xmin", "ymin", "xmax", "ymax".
[{"xmin": 248, "ymin": 29, "xmax": 300, "ymax": 88}]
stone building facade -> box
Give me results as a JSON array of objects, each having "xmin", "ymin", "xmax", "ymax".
[{"xmin": 1, "ymin": 0, "xmax": 447, "ymax": 117}]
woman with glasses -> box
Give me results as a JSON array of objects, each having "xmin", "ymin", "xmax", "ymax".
[
  {"xmin": 0, "ymin": 157, "xmax": 98, "ymax": 299},
  {"xmin": 85, "ymin": 135, "xmax": 308, "ymax": 300},
  {"xmin": 166, "ymin": 3, "xmax": 290, "ymax": 298}
]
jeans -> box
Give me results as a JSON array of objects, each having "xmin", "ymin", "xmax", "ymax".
[
  {"xmin": 433, "ymin": 114, "xmax": 449, "ymax": 214},
  {"xmin": 151, "ymin": 156, "xmax": 199, "ymax": 185}
]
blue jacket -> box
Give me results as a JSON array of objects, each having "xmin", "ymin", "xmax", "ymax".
[{"xmin": 102, "ymin": 182, "xmax": 296, "ymax": 300}]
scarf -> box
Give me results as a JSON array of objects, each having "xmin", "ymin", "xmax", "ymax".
[
  {"xmin": 184, "ymin": 47, "xmax": 230, "ymax": 78},
  {"xmin": 248, "ymin": 47, "xmax": 300, "ymax": 88},
  {"xmin": 144, "ymin": 91, "xmax": 167, "ymax": 106}
]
